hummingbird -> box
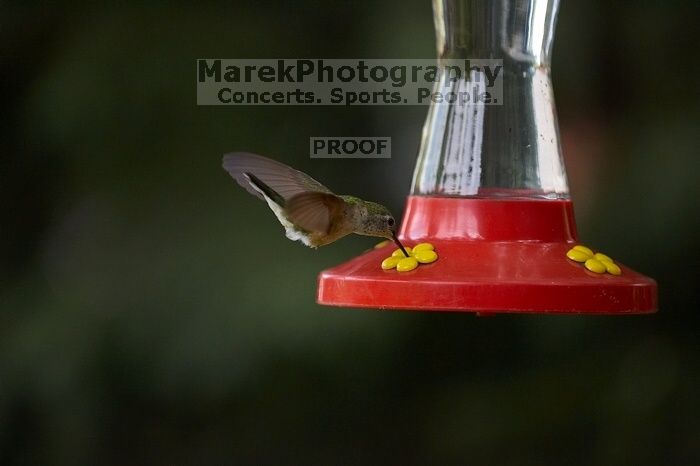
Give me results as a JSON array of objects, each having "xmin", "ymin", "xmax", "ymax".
[{"xmin": 222, "ymin": 152, "xmax": 408, "ymax": 255}]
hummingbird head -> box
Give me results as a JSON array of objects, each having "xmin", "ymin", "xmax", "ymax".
[
  {"xmin": 357, "ymin": 201, "xmax": 396, "ymax": 238},
  {"xmin": 356, "ymin": 201, "xmax": 409, "ymax": 257}
]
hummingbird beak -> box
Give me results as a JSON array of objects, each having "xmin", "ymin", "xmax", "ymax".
[{"xmin": 391, "ymin": 231, "xmax": 410, "ymax": 257}]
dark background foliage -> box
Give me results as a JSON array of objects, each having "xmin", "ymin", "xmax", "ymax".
[{"xmin": 1, "ymin": 1, "xmax": 698, "ymax": 464}]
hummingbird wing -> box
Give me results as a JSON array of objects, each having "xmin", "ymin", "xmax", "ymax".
[
  {"xmin": 222, "ymin": 152, "xmax": 332, "ymax": 204},
  {"xmin": 284, "ymin": 192, "xmax": 345, "ymax": 233}
]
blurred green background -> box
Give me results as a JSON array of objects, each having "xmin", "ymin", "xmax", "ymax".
[{"xmin": 1, "ymin": 0, "xmax": 699, "ymax": 464}]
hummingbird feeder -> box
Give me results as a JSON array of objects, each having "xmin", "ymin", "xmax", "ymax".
[{"xmin": 317, "ymin": 0, "xmax": 657, "ymax": 314}]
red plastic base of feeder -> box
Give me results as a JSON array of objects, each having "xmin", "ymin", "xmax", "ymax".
[{"xmin": 317, "ymin": 196, "xmax": 657, "ymax": 314}]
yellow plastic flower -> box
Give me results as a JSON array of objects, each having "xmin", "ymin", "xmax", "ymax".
[
  {"xmin": 566, "ymin": 244, "xmax": 622, "ymax": 276},
  {"xmin": 380, "ymin": 242, "xmax": 438, "ymax": 272}
]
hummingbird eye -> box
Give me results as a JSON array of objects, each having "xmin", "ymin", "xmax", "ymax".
[{"xmin": 387, "ymin": 217, "xmax": 395, "ymax": 227}]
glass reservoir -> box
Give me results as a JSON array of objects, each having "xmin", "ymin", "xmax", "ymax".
[
  {"xmin": 413, "ymin": 0, "xmax": 567, "ymax": 198},
  {"xmin": 317, "ymin": 0, "xmax": 657, "ymax": 314}
]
